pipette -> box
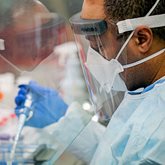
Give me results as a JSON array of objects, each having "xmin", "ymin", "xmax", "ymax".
[{"xmin": 9, "ymin": 93, "xmax": 33, "ymax": 164}]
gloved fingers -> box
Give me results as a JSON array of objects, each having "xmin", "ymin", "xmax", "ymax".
[
  {"xmin": 15, "ymin": 94, "xmax": 26, "ymax": 106},
  {"xmin": 18, "ymin": 87, "xmax": 28, "ymax": 96},
  {"xmin": 18, "ymin": 84, "xmax": 28, "ymax": 90},
  {"xmin": 29, "ymin": 80, "xmax": 58, "ymax": 97},
  {"xmin": 17, "ymin": 84, "xmax": 29, "ymax": 98},
  {"xmin": 18, "ymin": 81, "xmax": 44, "ymax": 100},
  {"xmin": 18, "ymin": 81, "xmax": 58, "ymax": 97},
  {"xmin": 28, "ymin": 81, "xmax": 48, "ymax": 97},
  {"xmin": 18, "ymin": 81, "xmax": 42, "ymax": 95}
]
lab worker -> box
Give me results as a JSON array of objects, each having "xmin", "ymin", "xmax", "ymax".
[
  {"xmin": 0, "ymin": 0, "xmax": 71, "ymax": 155},
  {"xmin": 15, "ymin": 0, "xmax": 165, "ymax": 164}
]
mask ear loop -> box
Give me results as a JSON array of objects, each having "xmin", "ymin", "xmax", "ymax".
[
  {"xmin": 94, "ymin": 33, "xmax": 105, "ymax": 57},
  {"xmin": 115, "ymin": 0, "xmax": 161, "ymax": 61},
  {"xmin": 123, "ymin": 48, "xmax": 165, "ymax": 69}
]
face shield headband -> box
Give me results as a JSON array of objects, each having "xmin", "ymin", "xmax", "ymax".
[{"xmin": 0, "ymin": 13, "xmax": 66, "ymax": 74}]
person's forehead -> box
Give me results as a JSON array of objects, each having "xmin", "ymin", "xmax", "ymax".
[
  {"xmin": 69, "ymin": 0, "xmax": 109, "ymax": 37},
  {"xmin": 81, "ymin": 0, "xmax": 105, "ymax": 19}
]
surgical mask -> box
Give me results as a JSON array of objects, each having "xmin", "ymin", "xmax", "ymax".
[
  {"xmin": 85, "ymin": 47, "xmax": 127, "ymax": 93},
  {"xmin": 86, "ymin": 46, "xmax": 165, "ymax": 93}
]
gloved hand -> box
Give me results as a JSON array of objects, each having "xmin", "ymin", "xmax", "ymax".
[{"xmin": 15, "ymin": 81, "xmax": 68, "ymax": 128}]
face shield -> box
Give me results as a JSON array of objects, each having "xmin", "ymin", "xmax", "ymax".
[
  {"xmin": 0, "ymin": 11, "xmax": 71, "ymax": 119},
  {"xmin": 70, "ymin": 0, "xmax": 165, "ymax": 121},
  {"xmin": 0, "ymin": 12, "xmax": 67, "ymax": 74},
  {"xmin": 69, "ymin": 13, "xmax": 126, "ymax": 121}
]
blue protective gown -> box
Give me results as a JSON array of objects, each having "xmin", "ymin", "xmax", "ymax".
[{"xmin": 40, "ymin": 77, "xmax": 165, "ymax": 165}]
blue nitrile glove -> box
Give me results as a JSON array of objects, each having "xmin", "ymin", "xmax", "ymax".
[{"xmin": 15, "ymin": 81, "xmax": 68, "ymax": 128}]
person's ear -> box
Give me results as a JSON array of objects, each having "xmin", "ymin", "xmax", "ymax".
[{"xmin": 133, "ymin": 26, "xmax": 153, "ymax": 53}]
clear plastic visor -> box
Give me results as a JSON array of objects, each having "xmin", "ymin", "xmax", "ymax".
[{"xmin": 70, "ymin": 14, "xmax": 127, "ymax": 121}]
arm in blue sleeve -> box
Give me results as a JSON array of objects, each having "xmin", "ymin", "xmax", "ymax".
[{"xmin": 38, "ymin": 102, "xmax": 106, "ymax": 163}]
